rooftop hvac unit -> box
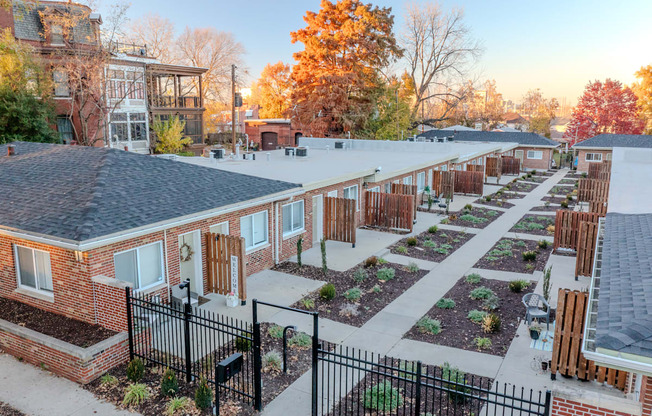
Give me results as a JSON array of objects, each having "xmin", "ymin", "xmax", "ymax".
[
  {"xmin": 296, "ymin": 147, "xmax": 308, "ymax": 157},
  {"xmin": 436, "ymin": 138, "xmax": 445, "ymax": 143},
  {"xmin": 407, "ymin": 137, "xmax": 415, "ymax": 142},
  {"xmin": 243, "ymin": 152, "xmax": 255, "ymax": 161},
  {"xmin": 447, "ymin": 136, "xmax": 454, "ymax": 142},
  {"xmin": 285, "ymin": 147, "xmax": 297, "ymax": 156},
  {"xmin": 212, "ymin": 148, "xmax": 225, "ymax": 159},
  {"xmin": 334, "ymin": 141, "xmax": 344, "ymax": 149},
  {"xmin": 426, "ymin": 138, "xmax": 434, "ymax": 142}
]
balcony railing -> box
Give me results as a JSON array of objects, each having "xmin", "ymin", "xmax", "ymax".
[
  {"xmin": 107, "ymin": 41, "xmax": 148, "ymax": 57},
  {"xmin": 150, "ymin": 95, "xmax": 201, "ymax": 109}
]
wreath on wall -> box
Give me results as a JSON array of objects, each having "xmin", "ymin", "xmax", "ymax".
[{"xmin": 179, "ymin": 241, "xmax": 194, "ymax": 262}]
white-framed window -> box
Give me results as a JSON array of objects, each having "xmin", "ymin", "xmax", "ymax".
[
  {"xmin": 369, "ymin": 186, "xmax": 380, "ymax": 193},
  {"xmin": 403, "ymin": 176, "xmax": 413, "ymax": 185},
  {"xmin": 327, "ymin": 190, "xmax": 338, "ymax": 198},
  {"xmin": 343, "ymin": 185, "xmax": 359, "ymax": 210},
  {"xmin": 108, "ymin": 70, "xmax": 144, "ymax": 100},
  {"xmin": 114, "ymin": 242, "xmax": 164, "ymax": 290},
  {"xmin": 282, "ymin": 200, "xmax": 305, "ymax": 236},
  {"xmin": 416, "ymin": 172, "xmax": 426, "ymax": 192},
  {"xmin": 209, "ymin": 221, "xmax": 229, "ymax": 235},
  {"xmin": 606, "ymin": 153, "xmax": 612, "ymax": 161},
  {"xmin": 527, "ymin": 150, "xmax": 543, "ymax": 160},
  {"xmin": 53, "ymin": 70, "xmax": 69, "ymax": 97},
  {"xmin": 14, "ymin": 245, "xmax": 53, "ymax": 294},
  {"xmin": 456, "ymin": 165, "xmax": 462, "ymax": 171},
  {"xmin": 585, "ymin": 153, "xmax": 603, "ymax": 162},
  {"xmin": 384, "ymin": 183, "xmax": 391, "ymax": 193},
  {"xmin": 110, "ymin": 113, "xmax": 147, "ymax": 143},
  {"xmin": 441, "ymin": 165, "xmax": 448, "ymax": 171},
  {"xmin": 241, "ymin": 211, "xmax": 269, "ymax": 250},
  {"xmin": 393, "ymin": 180, "xmax": 400, "ymax": 185}
]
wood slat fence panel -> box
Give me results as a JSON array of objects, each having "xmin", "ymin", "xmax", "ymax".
[
  {"xmin": 324, "ymin": 196, "xmax": 357, "ymax": 246},
  {"xmin": 551, "ymin": 289, "xmax": 628, "ymax": 390},
  {"xmin": 205, "ymin": 233, "xmax": 247, "ymax": 300},
  {"xmin": 575, "ymin": 221, "xmax": 599, "ymax": 278},
  {"xmin": 577, "ymin": 178, "xmax": 610, "ymax": 203},
  {"xmin": 454, "ymin": 170, "xmax": 484, "ymax": 195},
  {"xmin": 364, "ymin": 191, "xmax": 414, "ymax": 232},
  {"xmin": 486, "ymin": 157, "xmax": 502, "ymax": 179},
  {"xmin": 553, "ymin": 210, "xmax": 601, "ymax": 251},
  {"xmin": 588, "ymin": 200, "xmax": 608, "ymax": 217},
  {"xmin": 391, "ymin": 183, "xmax": 418, "ymax": 220},
  {"xmin": 588, "ymin": 161, "xmax": 612, "ymax": 181},
  {"xmin": 501, "ymin": 156, "xmax": 520, "ymax": 175},
  {"xmin": 431, "ymin": 170, "xmax": 455, "ymax": 200}
]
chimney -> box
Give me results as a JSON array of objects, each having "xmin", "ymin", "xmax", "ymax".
[{"xmin": 7, "ymin": 145, "xmax": 16, "ymax": 156}]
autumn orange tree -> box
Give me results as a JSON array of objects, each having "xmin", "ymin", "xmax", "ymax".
[
  {"xmin": 290, "ymin": 0, "xmax": 401, "ymax": 137},
  {"xmin": 634, "ymin": 65, "xmax": 652, "ymax": 134},
  {"xmin": 255, "ymin": 61, "xmax": 292, "ymax": 118}
]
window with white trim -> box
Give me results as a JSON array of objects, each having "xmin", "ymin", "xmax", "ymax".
[
  {"xmin": 585, "ymin": 153, "xmax": 603, "ymax": 162},
  {"xmin": 53, "ymin": 70, "xmax": 69, "ymax": 97},
  {"xmin": 527, "ymin": 150, "xmax": 543, "ymax": 160},
  {"xmin": 209, "ymin": 221, "xmax": 229, "ymax": 235},
  {"xmin": 403, "ymin": 176, "xmax": 413, "ymax": 185},
  {"xmin": 241, "ymin": 211, "xmax": 268, "ymax": 250},
  {"xmin": 343, "ymin": 185, "xmax": 359, "ymax": 210},
  {"xmin": 114, "ymin": 242, "xmax": 164, "ymax": 290},
  {"xmin": 606, "ymin": 153, "xmax": 612, "ymax": 161},
  {"xmin": 327, "ymin": 190, "xmax": 338, "ymax": 198},
  {"xmin": 282, "ymin": 200, "xmax": 304, "ymax": 236},
  {"xmin": 110, "ymin": 113, "xmax": 147, "ymax": 143},
  {"xmin": 416, "ymin": 172, "xmax": 426, "ymax": 192},
  {"xmin": 441, "ymin": 165, "xmax": 448, "ymax": 171},
  {"xmin": 14, "ymin": 245, "xmax": 53, "ymax": 294},
  {"xmin": 369, "ymin": 186, "xmax": 380, "ymax": 193},
  {"xmin": 384, "ymin": 183, "xmax": 391, "ymax": 193}
]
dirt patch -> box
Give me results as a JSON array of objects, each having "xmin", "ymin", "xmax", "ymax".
[
  {"xmin": 474, "ymin": 238, "xmax": 553, "ymax": 274},
  {"xmin": 518, "ymin": 175, "xmax": 547, "ymax": 183},
  {"xmin": 404, "ymin": 277, "xmax": 534, "ymax": 356},
  {"xmin": 509, "ymin": 214, "xmax": 555, "ymax": 236},
  {"xmin": 278, "ymin": 262, "xmax": 428, "ymax": 327},
  {"xmin": 532, "ymin": 171, "xmax": 554, "ymax": 177},
  {"xmin": 0, "ymin": 297, "xmax": 116, "ymax": 348},
  {"xmin": 389, "ymin": 228, "xmax": 473, "ymax": 261},
  {"xmin": 530, "ymin": 205, "xmax": 562, "ymax": 212},
  {"xmin": 548, "ymin": 185, "xmax": 575, "ymax": 196},
  {"xmin": 492, "ymin": 191, "xmax": 526, "ymax": 200},
  {"xmin": 565, "ymin": 172, "xmax": 585, "ymax": 179},
  {"xmin": 558, "ymin": 179, "xmax": 578, "ymax": 185},
  {"xmin": 445, "ymin": 207, "xmax": 504, "ymax": 229},
  {"xmin": 0, "ymin": 402, "xmax": 26, "ymax": 416},
  {"xmin": 508, "ymin": 182, "xmax": 538, "ymax": 192},
  {"xmin": 474, "ymin": 197, "xmax": 515, "ymax": 209},
  {"xmin": 541, "ymin": 196, "xmax": 576, "ymax": 207}
]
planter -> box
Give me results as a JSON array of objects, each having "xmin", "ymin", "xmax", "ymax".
[
  {"xmin": 541, "ymin": 361, "xmax": 548, "ymax": 371},
  {"xmin": 530, "ymin": 329, "xmax": 541, "ymax": 340},
  {"xmin": 225, "ymin": 295, "xmax": 239, "ymax": 308}
]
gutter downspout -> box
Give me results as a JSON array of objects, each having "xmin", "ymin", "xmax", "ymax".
[
  {"xmin": 164, "ymin": 229, "xmax": 171, "ymax": 301},
  {"xmin": 274, "ymin": 201, "xmax": 280, "ymax": 264}
]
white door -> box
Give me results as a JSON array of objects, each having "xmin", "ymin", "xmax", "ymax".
[
  {"xmin": 178, "ymin": 230, "xmax": 203, "ymax": 296},
  {"xmin": 312, "ymin": 195, "xmax": 324, "ymax": 244},
  {"xmin": 515, "ymin": 150, "xmax": 524, "ymax": 167}
]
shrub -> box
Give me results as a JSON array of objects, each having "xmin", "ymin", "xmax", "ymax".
[
  {"xmin": 487, "ymin": 210, "xmax": 499, "ymax": 216},
  {"xmin": 268, "ymin": 325, "xmax": 284, "ymax": 339},
  {"xmin": 160, "ymin": 368, "xmax": 179, "ymax": 397},
  {"xmin": 296, "ymin": 237, "xmax": 303, "ymax": 267},
  {"xmin": 396, "ymin": 245, "xmax": 408, "ymax": 254},
  {"xmin": 546, "ymin": 225, "xmax": 555, "ymax": 234},
  {"xmin": 566, "ymin": 194, "xmax": 573, "ymax": 201},
  {"xmin": 362, "ymin": 381, "xmax": 404, "ymax": 411},
  {"xmin": 482, "ymin": 314, "xmax": 501, "ymax": 333},
  {"xmin": 436, "ymin": 298, "xmax": 455, "ymax": 309},
  {"xmin": 301, "ymin": 298, "xmax": 315, "ymax": 309},
  {"xmin": 377, "ymin": 257, "xmax": 389, "ymax": 264},
  {"xmin": 543, "ymin": 266, "xmax": 553, "ymax": 306},
  {"xmin": 100, "ymin": 373, "xmax": 118, "ymax": 386},
  {"xmin": 166, "ymin": 397, "xmax": 190, "ymax": 416},
  {"xmin": 343, "ymin": 287, "xmax": 362, "ymax": 302},
  {"xmin": 406, "ymin": 262, "xmax": 420, "ymax": 273},
  {"xmin": 416, "ymin": 316, "xmax": 442, "ymax": 335},
  {"xmin": 485, "ymin": 195, "xmax": 492, "ymax": 202},
  {"xmin": 508, "ymin": 279, "xmax": 530, "ymax": 293},
  {"xmin": 514, "ymin": 240, "xmax": 526, "ymax": 247},
  {"xmin": 194, "ymin": 377, "xmax": 213, "ymax": 410},
  {"xmin": 464, "ymin": 203, "xmax": 473, "ymax": 211},
  {"xmin": 353, "ymin": 267, "xmax": 368, "ymax": 283},
  {"xmin": 262, "ymin": 350, "xmax": 282, "ymax": 373},
  {"xmin": 467, "ymin": 310, "xmax": 488, "ymax": 323},
  {"xmin": 433, "ymin": 247, "xmax": 449, "ymax": 255},
  {"xmin": 372, "ymin": 284, "xmax": 382, "ymax": 293},
  {"xmin": 126, "ymin": 357, "xmax": 145, "ymax": 383},
  {"xmin": 482, "ymin": 294, "xmax": 500, "ymax": 311},
  {"xmin": 428, "ymin": 225, "xmax": 439, "ymax": 233},
  {"xmin": 525, "ymin": 263, "xmax": 535, "ymax": 271},
  {"xmin": 442, "ymin": 362, "xmax": 470, "ymax": 403},
  {"xmin": 522, "ymin": 251, "xmax": 537, "ymax": 261},
  {"xmin": 459, "ymin": 214, "xmax": 488, "ymax": 224},
  {"xmin": 377, "ymin": 267, "xmax": 396, "ymax": 281},
  {"xmin": 474, "ymin": 337, "xmax": 492, "ymax": 350},
  {"xmin": 123, "ymin": 383, "xmax": 149, "ymax": 406},
  {"xmin": 289, "ymin": 333, "xmax": 312, "ymax": 348},
  {"xmin": 406, "ymin": 237, "xmax": 418, "ymax": 246},
  {"xmin": 364, "ymin": 256, "xmax": 378, "ymax": 268},
  {"xmin": 560, "ymin": 200, "xmax": 569, "ymax": 209},
  {"xmin": 397, "ymin": 361, "xmax": 418, "ymax": 381},
  {"xmin": 532, "ymin": 170, "xmax": 537, "ymax": 175},
  {"xmin": 320, "ymin": 238, "xmax": 328, "ymax": 275},
  {"xmin": 581, "ymin": 172, "xmax": 587, "ymax": 178},
  {"xmin": 320, "ymin": 283, "xmax": 336, "ymax": 300},
  {"xmin": 538, "ymin": 239, "xmax": 550, "ymax": 249},
  {"xmin": 235, "ymin": 332, "xmax": 252, "ymax": 352},
  {"xmin": 465, "ymin": 273, "xmax": 482, "ymax": 284},
  {"xmin": 423, "ymin": 239, "xmax": 436, "ymax": 248},
  {"xmin": 470, "ymin": 286, "xmax": 495, "ymax": 300}
]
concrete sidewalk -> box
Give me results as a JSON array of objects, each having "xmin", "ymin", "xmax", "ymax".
[{"xmin": 0, "ymin": 352, "xmax": 135, "ymax": 416}]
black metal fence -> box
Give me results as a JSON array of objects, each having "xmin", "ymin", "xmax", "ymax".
[
  {"xmin": 317, "ymin": 342, "xmax": 551, "ymax": 416},
  {"xmin": 125, "ymin": 288, "xmax": 261, "ymax": 409}
]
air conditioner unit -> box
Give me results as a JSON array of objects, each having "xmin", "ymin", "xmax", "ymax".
[
  {"xmin": 436, "ymin": 138, "xmax": 445, "ymax": 143},
  {"xmin": 243, "ymin": 152, "xmax": 255, "ymax": 161},
  {"xmin": 285, "ymin": 147, "xmax": 297, "ymax": 156},
  {"xmin": 334, "ymin": 141, "xmax": 344, "ymax": 149},
  {"xmin": 212, "ymin": 148, "xmax": 225, "ymax": 159},
  {"xmin": 296, "ymin": 147, "xmax": 308, "ymax": 157}
]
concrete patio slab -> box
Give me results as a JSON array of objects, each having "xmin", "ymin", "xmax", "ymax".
[
  {"xmin": 266, "ymin": 310, "xmax": 357, "ymax": 345},
  {"xmin": 436, "ymin": 223, "xmax": 481, "ymax": 233},
  {"xmin": 340, "ymin": 328, "xmax": 400, "ymax": 355}
]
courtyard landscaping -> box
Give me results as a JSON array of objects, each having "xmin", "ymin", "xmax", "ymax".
[
  {"xmin": 518, "ymin": 174, "xmax": 547, "ymax": 183},
  {"xmin": 508, "ymin": 181, "xmax": 538, "ymax": 192},
  {"xmin": 474, "ymin": 195, "xmax": 515, "ymax": 209},
  {"xmin": 404, "ymin": 274, "xmax": 535, "ymax": 356},
  {"xmin": 558, "ymin": 178, "xmax": 579, "ymax": 185},
  {"xmin": 389, "ymin": 226, "xmax": 473, "ymax": 261},
  {"xmin": 541, "ymin": 195, "xmax": 576, "ymax": 208},
  {"xmin": 443, "ymin": 206, "xmax": 503, "ymax": 229},
  {"xmin": 509, "ymin": 214, "xmax": 555, "ymax": 236},
  {"xmin": 474, "ymin": 238, "xmax": 553, "ymax": 274},
  {"xmin": 530, "ymin": 203, "xmax": 564, "ymax": 212},
  {"xmin": 492, "ymin": 190, "xmax": 526, "ymax": 200},
  {"xmin": 548, "ymin": 185, "xmax": 576, "ymax": 196}
]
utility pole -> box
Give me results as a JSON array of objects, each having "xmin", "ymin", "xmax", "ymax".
[{"xmin": 231, "ymin": 64, "xmax": 236, "ymax": 154}]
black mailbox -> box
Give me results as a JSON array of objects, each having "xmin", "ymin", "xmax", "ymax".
[{"xmin": 216, "ymin": 353, "xmax": 243, "ymax": 383}]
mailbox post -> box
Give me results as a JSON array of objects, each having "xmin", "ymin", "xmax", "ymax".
[{"xmin": 214, "ymin": 353, "xmax": 244, "ymax": 415}]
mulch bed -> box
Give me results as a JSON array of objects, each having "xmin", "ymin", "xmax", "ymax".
[
  {"xmin": 518, "ymin": 175, "xmax": 547, "ymax": 183},
  {"xmin": 492, "ymin": 191, "xmax": 526, "ymax": 200},
  {"xmin": 548, "ymin": 185, "xmax": 575, "ymax": 196},
  {"xmin": 541, "ymin": 196, "xmax": 576, "ymax": 207},
  {"xmin": 390, "ymin": 228, "xmax": 473, "ymax": 261},
  {"xmin": 507, "ymin": 181, "xmax": 538, "ymax": 193},
  {"xmin": 558, "ymin": 179, "xmax": 578, "ymax": 185},
  {"xmin": 530, "ymin": 205, "xmax": 562, "ymax": 212},
  {"xmin": 0, "ymin": 297, "xmax": 116, "ymax": 348},
  {"xmin": 532, "ymin": 171, "xmax": 554, "ymax": 177},
  {"xmin": 445, "ymin": 207, "xmax": 504, "ymax": 229},
  {"xmin": 474, "ymin": 238, "xmax": 553, "ymax": 274},
  {"xmin": 565, "ymin": 172, "xmax": 585, "ymax": 179},
  {"xmin": 474, "ymin": 197, "xmax": 515, "ymax": 209},
  {"xmin": 279, "ymin": 262, "xmax": 429, "ymax": 327},
  {"xmin": 404, "ymin": 277, "xmax": 534, "ymax": 356},
  {"xmin": 509, "ymin": 214, "xmax": 555, "ymax": 236},
  {"xmin": 0, "ymin": 402, "xmax": 26, "ymax": 416}
]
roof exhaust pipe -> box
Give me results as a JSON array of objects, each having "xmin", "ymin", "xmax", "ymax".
[{"xmin": 7, "ymin": 144, "xmax": 15, "ymax": 156}]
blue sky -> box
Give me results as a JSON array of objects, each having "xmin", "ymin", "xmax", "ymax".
[{"xmin": 103, "ymin": 0, "xmax": 652, "ymax": 103}]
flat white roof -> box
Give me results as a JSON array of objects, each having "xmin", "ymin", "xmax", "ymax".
[{"xmin": 608, "ymin": 147, "xmax": 652, "ymax": 214}]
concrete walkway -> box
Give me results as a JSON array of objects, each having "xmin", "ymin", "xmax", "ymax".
[{"xmin": 0, "ymin": 353, "xmax": 135, "ymax": 416}]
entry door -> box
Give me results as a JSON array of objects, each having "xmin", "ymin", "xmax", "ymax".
[
  {"xmin": 514, "ymin": 150, "xmax": 524, "ymax": 167},
  {"xmin": 178, "ymin": 230, "xmax": 203, "ymax": 296},
  {"xmin": 312, "ymin": 195, "xmax": 324, "ymax": 244},
  {"xmin": 261, "ymin": 132, "xmax": 278, "ymax": 150}
]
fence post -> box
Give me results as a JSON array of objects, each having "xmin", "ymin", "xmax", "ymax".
[
  {"xmin": 183, "ymin": 301, "xmax": 192, "ymax": 383},
  {"xmin": 125, "ymin": 287, "xmax": 134, "ymax": 361},
  {"xmin": 252, "ymin": 300, "xmax": 263, "ymax": 411},
  {"xmin": 544, "ymin": 390, "xmax": 552, "ymax": 415},
  {"xmin": 311, "ymin": 312, "xmax": 319, "ymax": 416},
  {"xmin": 415, "ymin": 361, "xmax": 422, "ymax": 416}
]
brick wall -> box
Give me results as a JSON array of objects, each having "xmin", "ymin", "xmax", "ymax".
[
  {"xmin": 245, "ymin": 122, "xmax": 303, "ymax": 149},
  {"xmin": 576, "ymin": 149, "xmax": 612, "ymax": 172},
  {"xmin": 521, "ymin": 147, "xmax": 555, "ymax": 170}
]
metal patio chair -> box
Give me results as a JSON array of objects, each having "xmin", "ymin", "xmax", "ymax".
[{"xmin": 522, "ymin": 293, "xmax": 550, "ymax": 330}]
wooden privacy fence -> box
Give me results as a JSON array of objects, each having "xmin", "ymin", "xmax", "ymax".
[
  {"xmin": 551, "ymin": 289, "xmax": 628, "ymax": 390},
  {"xmin": 588, "ymin": 161, "xmax": 612, "ymax": 181},
  {"xmin": 205, "ymin": 233, "xmax": 247, "ymax": 300},
  {"xmin": 364, "ymin": 191, "xmax": 414, "ymax": 232},
  {"xmin": 324, "ymin": 196, "xmax": 357, "ymax": 247},
  {"xmin": 390, "ymin": 183, "xmax": 418, "ymax": 220},
  {"xmin": 486, "ymin": 156, "xmax": 502, "ymax": 179},
  {"xmin": 589, "ymin": 200, "xmax": 608, "ymax": 216},
  {"xmin": 454, "ymin": 170, "xmax": 484, "ymax": 195},
  {"xmin": 431, "ymin": 170, "xmax": 455, "ymax": 200},
  {"xmin": 577, "ymin": 178, "xmax": 610, "ymax": 203},
  {"xmin": 553, "ymin": 210, "xmax": 601, "ymax": 251},
  {"xmin": 575, "ymin": 221, "xmax": 599, "ymax": 278},
  {"xmin": 501, "ymin": 156, "xmax": 520, "ymax": 175}
]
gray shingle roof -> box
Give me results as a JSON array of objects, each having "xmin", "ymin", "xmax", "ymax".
[
  {"xmin": 416, "ymin": 130, "xmax": 559, "ymax": 147},
  {"xmin": 0, "ymin": 142, "xmax": 300, "ymax": 242},
  {"xmin": 595, "ymin": 213, "xmax": 652, "ymax": 358},
  {"xmin": 12, "ymin": 1, "xmax": 96, "ymax": 44},
  {"xmin": 572, "ymin": 134, "xmax": 652, "ymax": 149}
]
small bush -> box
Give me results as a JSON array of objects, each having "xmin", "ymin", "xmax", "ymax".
[
  {"xmin": 482, "ymin": 294, "xmax": 500, "ymax": 311},
  {"xmin": 377, "ymin": 257, "xmax": 389, "ymax": 264},
  {"xmin": 465, "ymin": 273, "xmax": 482, "ymax": 284},
  {"xmin": 301, "ymin": 298, "xmax": 315, "ymax": 309},
  {"xmin": 363, "ymin": 381, "xmax": 404, "ymax": 411},
  {"xmin": 459, "ymin": 214, "xmax": 488, "ymax": 224},
  {"xmin": 474, "ymin": 337, "xmax": 492, "ymax": 350},
  {"xmin": 262, "ymin": 350, "xmax": 283, "ymax": 373},
  {"xmin": 423, "ymin": 239, "xmax": 436, "ymax": 248},
  {"xmin": 467, "ymin": 310, "xmax": 488, "ymax": 323},
  {"xmin": 123, "ymin": 383, "xmax": 149, "ymax": 406},
  {"xmin": 532, "ymin": 170, "xmax": 537, "ymax": 175},
  {"xmin": 343, "ymin": 287, "xmax": 363, "ymax": 302},
  {"xmin": 470, "ymin": 286, "xmax": 495, "ymax": 300},
  {"xmin": 235, "ymin": 332, "xmax": 252, "ymax": 352},
  {"xmin": 289, "ymin": 332, "xmax": 312, "ymax": 348},
  {"xmin": 377, "ymin": 267, "xmax": 396, "ymax": 281},
  {"xmin": 166, "ymin": 397, "xmax": 190, "ymax": 416},
  {"xmin": 433, "ymin": 247, "xmax": 449, "ymax": 255},
  {"xmin": 442, "ymin": 362, "xmax": 470, "ymax": 403},
  {"xmin": 416, "ymin": 316, "xmax": 442, "ymax": 335},
  {"xmin": 464, "ymin": 203, "xmax": 473, "ymax": 211},
  {"xmin": 522, "ymin": 251, "xmax": 537, "ymax": 261},
  {"xmin": 482, "ymin": 313, "xmax": 501, "ymax": 333},
  {"xmin": 320, "ymin": 283, "xmax": 336, "ymax": 300},
  {"xmin": 508, "ymin": 279, "xmax": 530, "ymax": 293},
  {"xmin": 560, "ymin": 200, "xmax": 569, "ymax": 209},
  {"xmin": 485, "ymin": 195, "xmax": 492, "ymax": 202},
  {"xmin": 364, "ymin": 256, "xmax": 378, "ymax": 268},
  {"xmin": 406, "ymin": 262, "xmax": 419, "ymax": 273},
  {"xmin": 126, "ymin": 357, "xmax": 145, "ymax": 383},
  {"xmin": 160, "ymin": 368, "xmax": 179, "ymax": 397},
  {"xmin": 487, "ymin": 210, "xmax": 498, "ymax": 216},
  {"xmin": 436, "ymin": 298, "xmax": 455, "ymax": 309},
  {"xmin": 194, "ymin": 377, "xmax": 213, "ymax": 410},
  {"xmin": 582, "ymin": 172, "xmax": 587, "ymax": 178},
  {"xmin": 406, "ymin": 237, "xmax": 418, "ymax": 246},
  {"xmin": 372, "ymin": 284, "xmax": 382, "ymax": 293},
  {"xmin": 428, "ymin": 225, "xmax": 439, "ymax": 233},
  {"xmin": 353, "ymin": 267, "xmax": 368, "ymax": 283},
  {"xmin": 320, "ymin": 238, "xmax": 328, "ymax": 275},
  {"xmin": 100, "ymin": 373, "xmax": 118, "ymax": 386},
  {"xmin": 268, "ymin": 325, "xmax": 284, "ymax": 339},
  {"xmin": 566, "ymin": 194, "xmax": 573, "ymax": 201},
  {"xmin": 396, "ymin": 245, "xmax": 408, "ymax": 254},
  {"xmin": 538, "ymin": 239, "xmax": 550, "ymax": 249}
]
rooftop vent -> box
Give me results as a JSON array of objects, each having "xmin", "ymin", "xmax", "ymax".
[
  {"xmin": 334, "ymin": 141, "xmax": 344, "ymax": 149},
  {"xmin": 436, "ymin": 138, "xmax": 445, "ymax": 143},
  {"xmin": 285, "ymin": 147, "xmax": 297, "ymax": 156},
  {"xmin": 211, "ymin": 148, "xmax": 225, "ymax": 159},
  {"xmin": 7, "ymin": 144, "xmax": 16, "ymax": 156},
  {"xmin": 447, "ymin": 136, "xmax": 454, "ymax": 142}
]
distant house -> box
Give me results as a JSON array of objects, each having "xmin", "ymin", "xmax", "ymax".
[
  {"xmin": 572, "ymin": 134, "xmax": 652, "ymax": 172},
  {"xmin": 245, "ymin": 119, "xmax": 304, "ymax": 150},
  {"xmin": 502, "ymin": 112, "xmax": 528, "ymax": 131}
]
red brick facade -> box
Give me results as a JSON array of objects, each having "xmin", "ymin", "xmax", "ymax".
[
  {"xmin": 245, "ymin": 120, "xmax": 303, "ymax": 149},
  {"xmin": 576, "ymin": 149, "xmax": 612, "ymax": 173},
  {"xmin": 502, "ymin": 147, "xmax": 556, "ymax": 171}
]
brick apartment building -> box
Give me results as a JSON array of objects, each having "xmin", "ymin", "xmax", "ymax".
[{"xmin": 572, "ymin": 134, "xmax": 652, "ymax": 172}]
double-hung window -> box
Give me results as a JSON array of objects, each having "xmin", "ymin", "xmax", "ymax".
[
  {"xmin": 585, "ymin": 153, "xmax": 602, "ymax": 162},
  {"xmin": 241, "ymin": 211, "xmax": 268, "ymax": 250},
  {"xmin": 114, "ymin": 242, "xmax": 164, "ymax": 290},
  {"xmin": 384, "ymin": 183, "xmax": 391, "ymax": 193},
  {"xmin": 110, "ymin": 113, "xmax": 128, "ymax": 142},
  {"xmin": 14, "ymin": 246, "xmax": 53, "ymax": 294},
  {"xmin": 369, "ymin": 186, "xmax": 380, "ymax": 193},
  {"xmin": 343, "ymin": 185, "xmax": 359, "ymax": 210},
  {"xmin": 416, "ymin": 172, "xmax": 426, "ymax": 192},
  {"xmin": 282, "ymin": 200, "xmax": 304, "ymax": 236},
  {"xmin": 527, "ymin": 150, "xmax": 543, "ymax": 160},
  {"xmin": 403, "ymin": 176, "xmax": 413, "ymax": 185},
  {"xmin": 53, "ymin": 70, "xmax": 69, "ymax": 97}
]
